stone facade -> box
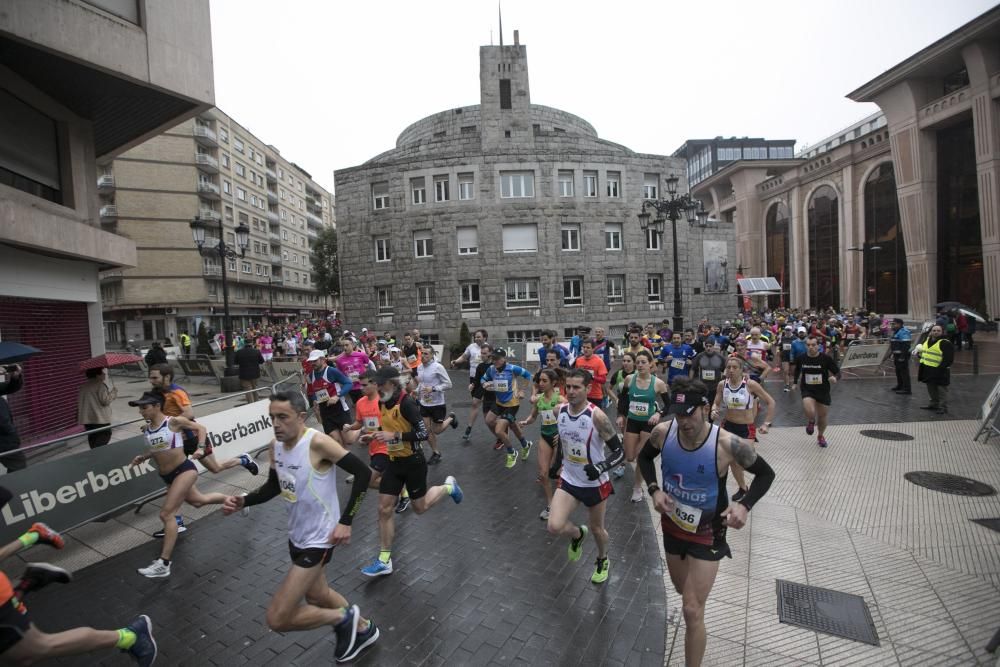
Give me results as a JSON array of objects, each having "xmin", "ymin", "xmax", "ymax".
[{"xmin": 335, "ymin": 39, "xmax": 737, "ymax": 344}]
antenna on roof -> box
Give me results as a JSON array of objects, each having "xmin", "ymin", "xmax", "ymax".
[{"xmin": 499, "ymin": 2, "xmax": 503, "ymax": 46}]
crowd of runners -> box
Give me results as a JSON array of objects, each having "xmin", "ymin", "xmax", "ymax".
[{"xmin": 1, "ymin": 307, "xmax": 950, "ymax": 666}]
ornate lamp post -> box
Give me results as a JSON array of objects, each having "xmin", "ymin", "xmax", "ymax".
[
  {"xmin": 190, "ymin": 215, "xmax": 249, "ymax": 370},
  {"xmin": 637, "ymin": 174, "xmax": 707, "ymax": 333},
  {"xmin": 848, "ymin": 244, "xmax": 882, "ymax": 311}
]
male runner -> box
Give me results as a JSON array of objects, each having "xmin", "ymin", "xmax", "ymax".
[
  {"xmin": 546, "ymin": 369, "xmax": 624, "ymax": 584},
  {"xmin": 360, "ymin": 367, "xmax": 464, "ymax": 577},
  {"xmin": 573, "ymin": 339, "xmax": 609, "ymax": 408},
  {"xmin": 451, "ymin": 329, "xmax": 487, "ymax": 441},
  {"xmin": 638, "ymin": 378, "xmax": 775, "ymax": 667},
  {"xmin": 689, "ymin": 337, "xmax": 725, "ymax": 402},
  {"xmin": 659, "ymin": 333, "xmax": 696, "ymax": 385},
  {"xmin": 344, "ymin": 370, "xmax": 390, "ymax": 490},
  {"xmin": 481, "ymin": 349, "xmax": 534, "ymax": 468},
  {"xmin": 793, "ymin": 336, "xmax": 840, "ymax": 447},
  {"xmin": 305, "ymin": 350, "xmax": 354, "ymax": 445},
  {"xmin": 400, "ymin": 331, "xmax": 423, "ymax": 378},
  {"xmin": 412, "ymin": 347, "xmax": 457, "ymax": 464},
  {"xmin": 222, "ymin": 391, "xmax": 378, "ymax": 663}
]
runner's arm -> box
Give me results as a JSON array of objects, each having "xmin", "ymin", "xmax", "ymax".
[
  {"xmin": 637, "ymin": 422, "xmax": 667, "ymax": 492},
  {"xmin": 616, "ymin": 375, "xmax": 632, "ymax": 415},
  {"xmin": 722, "ymin": 432, "xmax": 775, "ymax": 510},
  {"xmin": 312, "ymin": 434, "xmax": 371, "ymax": 526},
  {"xmin": 583, "ymin": 410, "xmax": 624, "ymax": 479},
  {"xmin": 241, "ymin": 443, "xmax": 279, "ymax": 507},
  {"xmin": 435, "ymin": 366, "xmax": 452, "ymax": 392},
  {"xmin": 169, "ymin": 416, "xmax": 207, "ymax": 446},
  {"xmin": 397, "ymin": 397, "xmax": 429, "ymax": 442},
  {"xmin": 749, "ymin": 380, "xmax": 776, "ymax": 425}
]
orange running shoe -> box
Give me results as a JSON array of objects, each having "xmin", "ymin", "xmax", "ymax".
[{"xmin": 29, "ymin": 523, "xmax": 64, "ymax": 550}]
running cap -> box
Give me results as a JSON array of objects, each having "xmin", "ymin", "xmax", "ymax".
[
  {"xmin": 784, "ymin": 325, "xmax": 793, "ymax": 331},
  {"xmin": 797, "ymin": 326, "xmax": 807, "ymax": 334},
  {"xmin": 361, "ymin": 328, "xmax": 368, "ymax": 332},
  {"xmin": 128, "ymin": 391, "xmax": 165, "ymax": 407},
  {"xmin": 306, "ymin": 349, "xmax": 326, "ymax": 362},
  {"xmin": 374, "ymin": 366, "xmax": 400, "ymax": 384},
  {"xmin": 667, "ymin": 390, "xmax": 709, "ymax": 416},
  {"xmin": 492, "ymin": 347, "xmax": 508, "ymax": 358},
  {"xmin": 388, "ymin": 345, "xmax": 400, "ymax": 353},
  {"xmin": 376, "ymin": 339, "xmax": 387, "ymax": 346}
]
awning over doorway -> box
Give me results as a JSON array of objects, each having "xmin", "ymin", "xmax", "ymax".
[{"xmin": 737, "ymin": 277, "xmax": 783, "ymax": 295}]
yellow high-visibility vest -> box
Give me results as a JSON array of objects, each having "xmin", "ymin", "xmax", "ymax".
[{"xmin": 920, "ymin": 339, "xmax": 944, "ymax": 368}]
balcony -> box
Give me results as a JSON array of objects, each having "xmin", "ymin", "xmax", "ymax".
[
  {"xmin": 198, "ymin": 181, "xmax": 221, "ymax": 199},
  {"xmin": 199, "ymin": 209, "xmax": 222, "ymax": 222},
  {"xmin": 271, "ymin": 255, "xmax": 283, "ymax": 265},
  {"xmin": 306, "ymin": 228, "xmax": 318, "ymax": 239},
  {"xmin": 306, "ymin": 212, "xmax": 323, "ymax": 228},
  {"xmin": 194, "ymin": 153, "xmax": 219, "ymax": 173},
  {"xmin": 100, "ymin": 270, "xmax": 123, "ymax": 282},
  {"xmin": 193, "ymin": 125, "xmax": 218, "ymax": 147},
  {"xmin": 267, "ymin": 189, "xmax": 278, "ymax": 204},
  {"xmin": 267, "ymin": 210, "xmax": 280, "ymax": 224},
  {"xmin": 97, "ymin": 174, "xmax": 115, "ymax": 190},
  {"xmin": 99, "ymin": 205, "xmax": 118, "ymax": 221},
  {"xmin": 202, "ymin": 265, "xmax": 223, "ymax": 278},
  {"xmin": 266, "ymin": 168, "xmax": 277, "ymax": 183},
  {"xmin": 269, "ymin": 231, "xmax": 281, "ymax": 242}
]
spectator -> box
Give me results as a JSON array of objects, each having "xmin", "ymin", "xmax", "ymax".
[
  {"xmin": 234, "ymin": 340, "xmax": 265, "ymax": 404},
  {"xmin": 0, "ymin": 365, "xmax": 28, "ymax": 471},
  {"xmin": 77, "ymin": 367, "xmax": 118, "ymax": 448},
  {"xmin": 144, "ymin": 341, "xmax": 167, "ymax": 366}
]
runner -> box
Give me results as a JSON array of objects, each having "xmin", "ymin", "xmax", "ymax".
[
  {"xmin": 481, "ymin": 349, "xmax": 534, "ymax": 468},
  {"xmin": 0, "ymin": 521, "xmax": 63, "ymax": 562},
  {"xmin": 221, "ymin": 391, "xmax": 378, "ymax": 663},
  {"xmin": 332, "ymin": 338, "xmax": 374, "ymax": 404},
  {"xmin": 400, "ymin": 331, "xmax": 423, "ymax": 379},
  {"xmin": 344, "ymin": 370, "xmax": 390, "ymax": 490},
  {"xmin": 792, "ymin": 336, "xmax": 840, "ymax": 447},
  {"xmin": 776, "ymin": 325, "xmax": 797, "ymax": 391},
  {"xmin": 659, "ymin": 332, "xmax": 696, "ymax": 385},
  {"xmin": 128, "ymin": 391, "xmax": 229, "ymax": 578},
  {"xmin": 711, "ymin": 356, "xmax": 776, "ymax": 500},
  {"xmin": 689, "ymin": 337, "xmax": 726, "ymax": 404},
  {"xmin": 517, "ymin": 368, "xmax": 567, "ymax": 521},
  {"xmin": 573, "ymin": 338, "xmax": 609, "ymax": 407},
  {"xmin": 638, "ymin": 377, "xmax": 776, "ymax": 667},
  {"xmin": 305, "ymin": 350, "xmax": 354, "ymax": 445},
  {"xmin": 450, "ymin": 329, "xmax": 487, "ymax": 441},
  {"xmin": 546, "ymin": 369, "xmax": 624, "ymax": 584},
  {"xmin": 359, "ymin": 367, "xmax": 464, "ymax": 577},
  {"xmin": 608, "ymin": 351, "xmax": 636, "ymax": 480},
  {"xmin": 412, "ymin": 346, "xmax": 457, "ymax": 464},
  {"xmin": 615, "ymin": 349, "xmax": 669, "ymax": 503},
  {"xmin": 471, "ymin": 343, "xmax": 501, "ymax": 450}
]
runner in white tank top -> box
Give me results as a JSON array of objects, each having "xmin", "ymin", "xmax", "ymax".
[{"xmin": 273, "ymin": 428, "xmax": 341, "ymax": 550}]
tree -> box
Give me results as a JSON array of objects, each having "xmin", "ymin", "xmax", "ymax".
[{"xmin": 312, "ymin": 226, "xmax": 340, "ymax": 300}]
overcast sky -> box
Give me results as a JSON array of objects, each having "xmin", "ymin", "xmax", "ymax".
[{"xmin": 209, "ymin": 0, "xmax": 997, "ymax": 193}]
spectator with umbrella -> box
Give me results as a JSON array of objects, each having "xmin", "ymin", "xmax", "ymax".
[{"xmin": 77, "ymin": 368, "xmax": 118, "ymax": 449}]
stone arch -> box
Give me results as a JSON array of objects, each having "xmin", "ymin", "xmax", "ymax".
[
  {"xmin": 805, "ymin": 182, "xmax": 841, "ymax": 309},
  {"xmin": 764, "ymin": 200, "xmax": 790, "ymax": 309}
]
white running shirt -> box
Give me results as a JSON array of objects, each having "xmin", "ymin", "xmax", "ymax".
[
  {"xmin": 274, "ymin": 428, "xmax": 340, "ymax": 549},
  {"xmin": 557, "ymin": 403, "xmax": 609, "ymax": 488}
]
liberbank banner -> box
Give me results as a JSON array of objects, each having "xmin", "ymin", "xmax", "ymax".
[{"xmin": 0, "ymin": 400, "xmax": 275, "ymax": 544}]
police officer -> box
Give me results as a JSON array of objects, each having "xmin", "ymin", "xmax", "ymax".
[{"xmin": 889, "ymin": 318, "xmax": 911, "ymax": 395}]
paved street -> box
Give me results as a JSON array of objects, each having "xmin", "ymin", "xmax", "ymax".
[{"xmin": 10, "ymin": 345, "xmax": 1000, "ymax": 665}]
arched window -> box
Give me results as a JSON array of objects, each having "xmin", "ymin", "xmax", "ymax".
[
  {"xmin": 863, "ymin": 163, "xmax": 907, "ymax": 313},
  {"xmin": 807, "ymin": 185, "xmax": 840, "ymax": 308},
  {"xmin": 765, "ymin": 202, "xmax": 790, "ymax": 310}
]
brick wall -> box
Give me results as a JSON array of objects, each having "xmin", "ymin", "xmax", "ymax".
[{"xmin": 0, "ymin": 297, "xmax": 91, "ymax": 445}]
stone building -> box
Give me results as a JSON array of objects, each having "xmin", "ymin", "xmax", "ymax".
[
  {"xmin": 335, "ymin": 34, "xmax": 736, "ymax": 345},
  {"xmin": 0, "ymin": 0, "xmax": 213, "ymax": 443},
  {"xmin": 694, "ymin": 6, "xmax": 1000, "ymax": 320},
  {"xmin": 98, "ymin": 108, "xmax": 335, "ymax": 346}
]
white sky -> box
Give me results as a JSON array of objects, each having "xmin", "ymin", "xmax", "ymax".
[{"xmin": 209, "ymin": 0, "xmax": 998, "ymax": 193}]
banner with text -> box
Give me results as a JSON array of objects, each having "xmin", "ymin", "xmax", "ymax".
[
  {"xmin": 839, "ymin": 342, "xmax": 890, "ymax": 369},
  {"xmin": 193, "ymin": 399, "xmax": 275, "ymax": 471}
]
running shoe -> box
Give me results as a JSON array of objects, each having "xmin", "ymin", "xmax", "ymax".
[
  {"xmin": 732, "ymin": 488, "xmax": 747, "ymax": 502},
  {"xmin": 137, "ymin": 559, "xmax": 170, "ymax": 578},
  {"xmin": 241, "ymin": 492, "xmax": 250, "ymax": 517},
  {"xmin": 783, "ymin": 385, "xmax": 790, "ymax": 393},
  {"xmin": 152, "ymin": 518, "xmax": 187, "ymax": 538},
  {"xmin": 612, "ymin": 465, "xmax": 626, "ymax": 479},
  {"xmin": 462, "ymin": 426, "xmax": 472, "ymax": 441},
  {"xmin": 539, "ymin": 507, "xmax": 550, "ymax": 521},
  {"xmin": 333, "ymin": 604, "xmax": 360, "ymax": 659},
  {"xmin": 444, "ymin": 475, "xmax": 463, "ymax": 503},
  {"xmin": 449, "ymin": 413, "xmax": 459, "ymax": 430},
  {"xmin": 394, "ymin": 496, "xmax": 410, "ymax": 514},
  {"xmin": 568, "ymin": 525, "xmax": 588, "ymax": 562},
  {"xmin": 336, "ymin": 607, "xmax": 380, "ymax": 663},
  {"xmin": 630, "ymin": 487, "xmax": 644, "ymax": 503},
  {"xmin": 29, "ymin": 522, "xmax": 64, "ymax": 550},
  {"xmin": 505, "ymin": 450, "xmax": 519, "ymax": 468},
  {"xmin": 817, "ymin": 436, "xmax": 828, "ymax": 448},
  {"xmin": 239, "ymin": 453, "xmax": 260, "ymax": 476},
  {"xmin": 18, "ymin": 563, "xmax": 72, "ymax": 595},
  {"xmin": 361, "ymin": 558, "xmax": 393, "ymax": 577},
  {"xmin": 520, "ymin": 440, "xmax": 532, "ymax": 462},
  {"xmin": 428, "ymin": 452, "xmax": 442, "ymax": 465},
  {"xmin": 493, "ymin": 439, "xmax": 505, "ymax": 451},
  {"xmin": 591, "ymin": 557, "xmax": 610, "ymax": 584},
  {"xmin": 123, "ymin": 614, "xmax": 157, "ymax": 667},
  {"xmin": 805, "ymin": 420, "xmax": 815, "ymax": 435}
]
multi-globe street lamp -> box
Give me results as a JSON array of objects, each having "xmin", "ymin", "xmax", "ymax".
[
  {"xmin": 637, "ymin": 174, "xmax": 709, "ymax": 333},
  {"xmin": 190, "ymin": 214, "xmax": 249, "ymax": 370}
]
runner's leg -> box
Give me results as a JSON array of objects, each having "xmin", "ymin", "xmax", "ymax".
[
  {"xmin": 679, "ymin": 557, "xmax": 721, "ymax": 667},
  {"xmin": 586, "ymin": 500, "xmax": 609, "ymax": 559},
  {"xmin": 3, "ymin": 625, "xmax": 120, "ymax": 661},
  {"xmin": 546, "ymin": 488, "xmax": 582, "ymax": 540},
  {"xmin": 816, "ymin": 403, "xmax": 830, "ymax": 437},
  {"xmin": 266, "ymin": 563, "xmax": 355, "ymax": 632},
  {"xmin": 158, "ymin": 469, "xmax": 198, "ymax": 561}
]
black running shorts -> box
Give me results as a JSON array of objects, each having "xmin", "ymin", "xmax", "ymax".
[
  {"xmin": 379, "ymin": 454, "xmax": 428, "ymax": 500},
  {"xmin": 160, "ymin": 459, "xmax": 197, "ymax": 486},
  {"xmin": 288, "ymin": 541, "xmax": 333, "ymax": 569},
  {"xmin": 663, "ymin": 532, "xmax": 732, "ymax": 562},
  {"xmin": 369, "ymin": 453, "xmax": 390, "ymax": 473},
  {"xmin": 626, "ymin": 418, "xmax": 654, "ymax": 435},
  {"xmin": 419, "ymin": 404, "xmax": 447, "ymax": 422},
  {"xmin": 801, "ymin": 389, "xmax": 831, "ymax": 406},
  {"xmin": 556, "ymin": 478, "xmax": 613, "ymax": 507},
  {"xmin": 320, "ymin": 405, "xmax": 352, "ymax": 433},
  {"xmin": 489, "ymin": 403, "xmax": 520, "ymax": 422}
]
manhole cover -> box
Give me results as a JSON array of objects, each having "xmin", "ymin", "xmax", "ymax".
[
  {"xmin": 776, "ymin": 580, "xmax": 879, "ymax": 645},
  {"xmin": 904, "ymin": 472, "xmax": 996, "ymax": 496},
  {"xmin": 972, "ymin": 518, "xmax": 1000, "ymax": 533},
  {"xmin": 859, "ymin": 429, "xmax": 914, "ymax": 441}
]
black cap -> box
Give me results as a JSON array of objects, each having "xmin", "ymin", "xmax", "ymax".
[
  {"xmin": 373, "ymin": 366, "xmax": 400, "ymax": 384},
  {"xmin": 892, "ymin": 318, "xmax": 905, "ymax": 325},
  {"xmin": 667, "ymin": 390, "xmax": 709, "ymax": 416},
  {"xmin": 492, "ymin": 347, "xmax": 508, "ymax": 357},
  {"xmin": 128, "ymin": 391, "xmax": 165, "ymax": 407}
]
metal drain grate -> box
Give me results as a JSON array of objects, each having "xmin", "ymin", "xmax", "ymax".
[
  {"xmin": 776, "ymin": 580, "xmax": 880, "ymax": 646},
  {"xmin": 904, "ymin": 472, "xmax": 996, "ymax": 496},
  {"xmin": 860, "ymin": 429, "xmax": 914, "ymax": 441},
  {"xmin": 972, "ymin": 518, "xmax": 1000, "ymax": 534}
]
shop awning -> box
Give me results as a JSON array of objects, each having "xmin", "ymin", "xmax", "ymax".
[{"xmin": 737, "ymin": 277, "xmax": 783, "ymax": 295}]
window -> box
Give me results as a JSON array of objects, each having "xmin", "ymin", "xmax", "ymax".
[
  {"xmin": 255, "ymin": 264, "xmax": 264, "ymax": 276},
  {"xmin": 376, "ymin": 287, "xmax": 393, "ymax": 315},
  {"xmin": 460, "ymin": 281, "xmax": 480, "ymax": 310},
  {"xmin": 558, "ymin": 170, "xmax": 574, "ymax": 197},
  {"xmin": 500, "ymin": 171, "xmax": 534, "ymax": 198},
  {"xmin": 643, "ymin": 173, "xmax": 659, "ymax": 199},
  {"xmin": 506, "ymin": 330, "xmax": 543, "ymax": 342},
  {"xmin": 227, "ymin": 258, "xmax": 237, "ymax": 272},
  {"xmin": 583, "ymin": 171, "xmax": 598, "ymax": 197},
  {"xmin": 411, "ymin": 177, "xmax": 426, "ymax": 204},
  {"xmin": 249, "ymin": 195, "xmax": 258, "ymax": 207},
  {"xmin": 223, "ymin": 180, "xmax": 231, "ymax": 194},
  {"xmin": 505, "ymin": 278, "xmax": 539, "ymax": 308},
  {"xmin": 647, "ymin": 275, "xmax": 663, "ymax": 303},
  {"xmin": 281, "ymin": 229, "xmax": 288, "ymax": 240},
  {"xmin": 604, "ymin": 223, "xmax": 622, "ymax": 250},
  {"xmin": 457, "ymin": 227, "xmax": 478, "ymax": 255},
  {"xmin": 236, "ymin": 187, "xmax": 246, "ymax": 201},
  {"xmin": 563, "ymin": 277, "xmax": 583, "ymax": 306},
  {"xmin": 417, "ymin": 284, "xmax": 436, "ymax": 313},
  {"xmin": 645, "ymin": 228, "xmax": 662, "ymax": 250},
  {"xmin": 499, "ymin": 79, "xmax": 512, "ymax": 109},
  {"xmin": 502, "ymin": 224, "xmax": 538, "ymax": 253},
  {"xmin": 606, "ymin": 171, "xmax": 620, "ymax": 198},
  {"xmin": 414, "ymin": 231, "xmax": 433, "ymax": 258},
  {"xmin": 458, "ymin": 173, "xmax": 474, "ymax": 200},
  {"xmin": 434, "ymin": 175, "xmax": 449, "ymax": 202},
  {"xmin": 235, "ymin": 162, "xmax": 245, "ymax": 177},
  {"xmin": 225, "ymin": 205, "xmax": 233, "ymax": 221},
  {"xmin": 372, "ymin": 181, "xmax": 389, "ymax": 210},
  {"xmin": 219, "ymin": 128, "xmax": 228, "ymax": 143},
  {"xmin": 561, "ymin": 225, "xmax": 580, "ymax": 251},
  {"xmin": 606, "ymin": 275, "xmax": 625, "ymax": 305},
  {"xmin": 234, "ymin": 137, "xmax": 244, "ymax": 153},
  {"xmin": 222, "ymin": 153, "xmax": 230, "ymax": 168},
  {"xmin": 241, "ymin": 261, "xmax": 252, "ymax": 274}
]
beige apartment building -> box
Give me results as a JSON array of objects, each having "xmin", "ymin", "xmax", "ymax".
[{"xmin": 98, "ymin": 109, "xmax": 335, "ymax": 345}]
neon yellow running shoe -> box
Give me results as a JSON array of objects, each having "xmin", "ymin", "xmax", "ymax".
[
  {"xmin": 568, "ymin": 525, "xmax": 588, "ymax": 561},
  {"xmin": 505, "ymin": 451, "xmax": 519, "ymax": 468},
  {"xmin": 591, "ymin": 557, "xmax": 610, "ymax": 584}
]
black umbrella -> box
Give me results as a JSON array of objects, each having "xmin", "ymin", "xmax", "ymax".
[{"xmin": 0, "ymin": 341, "xmax": 42, "ymax": 364}]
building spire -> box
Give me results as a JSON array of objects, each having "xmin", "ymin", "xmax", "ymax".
[{"xmin": 498, "ymin": 2, "xmax": 503, "ymax": 46}]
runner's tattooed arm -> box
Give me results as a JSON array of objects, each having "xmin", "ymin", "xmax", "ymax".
[
  {"xmin": 723, "ymin": 431, "xmax": 775, "ymax": 510},
  {"xmin": 583, "ymin": 410, "xmax": 624, "ymax": 479}
]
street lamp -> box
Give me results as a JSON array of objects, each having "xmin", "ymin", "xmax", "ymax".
[
  {"xmin": 190, "ymin": 214, "xmax": 249, "ymax": 370},
  {"xmin": 637, "ymin": 174, "xmax": 702, "ymax": 333},
  {"xmin": 267, "ymin": 276, "xmax": 283, "ymax": 314},
  {"xmin": 847, "ymin": 244, "xmax": 882, "ymax": 311}
]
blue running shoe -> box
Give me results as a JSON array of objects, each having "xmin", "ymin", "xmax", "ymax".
[
  {"xmin": 361, "ymin": 558, "xmax": 393, "ymax": 577},
  {"xmin": 445, "ymin": 475, "xmax": 463, "ymax": 504},
  {"xmin": 239, "ymin": 453, "xmax": 260, "ymax": 475},
  {"xmin": 124, "ymin": 614, "xmax": 157, "ymax": 667}
]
